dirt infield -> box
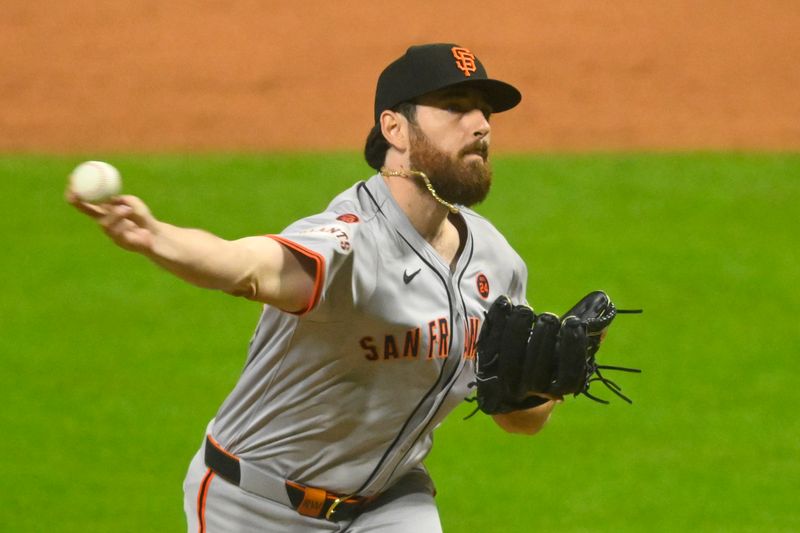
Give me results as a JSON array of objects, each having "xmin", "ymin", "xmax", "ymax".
[{"xmin": 2, "ymin": 1, "xmax": 798, "ymax": 152}]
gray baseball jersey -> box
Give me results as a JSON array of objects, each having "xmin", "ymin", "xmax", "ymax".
[{"xmin": 209, "ymin": 173, "xmax": 527, "ymax": 498}]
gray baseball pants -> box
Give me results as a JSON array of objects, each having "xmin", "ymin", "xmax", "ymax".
[{"xmin": 183, "ymin": 448, "xmax": 443, "ymax": 532}]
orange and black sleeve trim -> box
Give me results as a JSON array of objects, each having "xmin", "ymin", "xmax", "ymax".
[{"xmin": 266, "ymin": 235, "xmax": 326, "ymax": 315}]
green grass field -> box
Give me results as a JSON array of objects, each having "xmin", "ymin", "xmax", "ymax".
[{"xmin": 1, "ymin": 153, "xmax": 798, "ymax": 532}]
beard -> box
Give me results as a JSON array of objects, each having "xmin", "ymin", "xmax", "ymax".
[{"xmin": 407, "ymin": 126, "xmax": 492, "ymax": 207}]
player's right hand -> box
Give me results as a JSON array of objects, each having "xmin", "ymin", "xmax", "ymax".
[{"xmin": 66, "ymin": 191, "xmax": 158, "ymax": 254}]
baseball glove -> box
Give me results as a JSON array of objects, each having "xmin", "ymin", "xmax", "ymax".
[{"xmin": 470, "ymin": 291, "xmax": 641, "ymax": 415}]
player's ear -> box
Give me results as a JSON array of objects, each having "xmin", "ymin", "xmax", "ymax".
[{"xmin": 380, "ymin": 110, "xmax": 410, "ymax": 153}]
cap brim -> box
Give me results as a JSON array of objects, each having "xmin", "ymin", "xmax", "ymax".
[{"xmin": 446, "ymin": 78, "xmax": 522, "ymax": 113}]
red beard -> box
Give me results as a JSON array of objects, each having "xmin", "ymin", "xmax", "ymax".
[{"xmin": 408, "ymin": 126, "xmax": 492, "ymax": 208}]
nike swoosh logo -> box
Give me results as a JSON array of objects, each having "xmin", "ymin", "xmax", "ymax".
[{"xmin": 403, "ymin": 268, "xmax": 422, "ymax": 284}]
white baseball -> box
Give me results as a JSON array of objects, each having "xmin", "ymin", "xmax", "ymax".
[{"xmin": 69, "ymin": 161, "xmax": 122, "ymax": 203}]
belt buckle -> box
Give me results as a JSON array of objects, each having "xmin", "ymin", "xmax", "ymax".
[{"xmin": 325, "ymin": 494, "xmax": 353, "ymax": 521}]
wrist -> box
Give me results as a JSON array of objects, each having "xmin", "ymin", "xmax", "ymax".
[{"xmin": 142, "ymin": 220, "xmax": 173, "ymax": 259}]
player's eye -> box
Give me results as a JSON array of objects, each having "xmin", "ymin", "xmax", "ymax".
[
  {"xmin": 438, "ymin": 95, "xmax": 491, "ymax": 119},
  {"xmin": 448, "ymin": 104, "xmax": 492, "ymax": 121}
]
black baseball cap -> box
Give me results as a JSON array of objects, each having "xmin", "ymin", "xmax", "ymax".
[{"xmin": 373, "ymin": 43, "xmax": 522, "ymax": 123}]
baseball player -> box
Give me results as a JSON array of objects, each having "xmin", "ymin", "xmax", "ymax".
[{"xmin": 68, "ymin": 43, "xmax": 557, "ymax": 532}]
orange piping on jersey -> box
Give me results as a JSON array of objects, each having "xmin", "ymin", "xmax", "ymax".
[
  {"xmin": 197, "ymin": 468, "xmax": 215, "ymax": 533},
  {"xmin": 266, "ymin": 235, "xmax": 326, "ymax": 315},
  {"xmin": 207, "ymin": 434, "xmax": 239, "ymax": 461}
]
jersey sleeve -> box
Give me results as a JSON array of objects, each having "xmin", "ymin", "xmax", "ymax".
[{"xmin": 266, "ymin": 208, "xmax": 361, "ymax": 315}]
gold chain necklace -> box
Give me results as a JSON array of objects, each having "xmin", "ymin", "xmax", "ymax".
[{"xmin": 379, "ymin": 166, "xmax": 460, "ymax": 214}]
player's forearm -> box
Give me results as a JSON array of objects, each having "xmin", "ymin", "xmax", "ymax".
[
  {"xmin": 492, "ymin": 400, "xmax": 556, "ymax": 435},
  {"xmin": 144, "ymin": 221, "xmax": 265, "ymax": 296},
  {"xmin": 141, "ymin": 222, "xmax": 314, "ymax": 311}
]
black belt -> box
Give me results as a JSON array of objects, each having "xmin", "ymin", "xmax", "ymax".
[{"xmin": 204, "ymin": 435, "xmax": 371, "ymax": 522}]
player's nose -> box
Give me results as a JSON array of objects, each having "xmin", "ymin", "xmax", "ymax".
[{"xmin": 467, "ymin": 108, "xmax": 491, "ymax": 139}]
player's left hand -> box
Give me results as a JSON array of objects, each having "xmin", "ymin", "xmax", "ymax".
[{"xmin": 472, "ymin": 291, "xmax": 642, "ymax": 414}]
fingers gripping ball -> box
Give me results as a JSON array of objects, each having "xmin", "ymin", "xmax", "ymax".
[{"xmin": 70, "ymin": 161, "xmax": 122, "ymax": 203}]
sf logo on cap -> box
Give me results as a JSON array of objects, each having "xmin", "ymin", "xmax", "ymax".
[{"xmin": 451, "ymin": 47, "xmax": 477, "ymax": 77}]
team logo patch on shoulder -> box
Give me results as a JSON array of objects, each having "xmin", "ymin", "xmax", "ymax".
[
  {"xmin": 336, "ymin": 213, "xmax": 360, "ymax": 223},
  {"xmin": 476, "ymin": 273, "xmax": 490, "ymax": 299},
  {"xmin": 301, "ymin": 223, "xmax": 352, "ymax": 252}
]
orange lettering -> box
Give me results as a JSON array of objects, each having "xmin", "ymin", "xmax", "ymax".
[
  {"xmin": 427, "ymin": 320, "xmax": 438, "ymax": 359},
  {"xmin": 438, "ymin": 318, "xmax": 449, "ymax": 358},
  {"xmin": 361, "ymin": 336, "xmax": 378, "ymax": 361},
  {"xmin": 384, "ymin": 335, "xmax": 399, "ymax": 359},
  {"xmin": 452, "ymin": 47, "xmax": 477, "ymax": 77},
  {"xmin": 463, "ymin": 316, "xmax": 480, "ymax": 359},
  {"xmin": 403, "ymin": 328, "xmax": 420, "ymax": 358}
]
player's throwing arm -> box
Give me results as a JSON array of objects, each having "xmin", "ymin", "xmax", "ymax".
[{"xmin": 65, "ymin": 161, "xmax": 317, "ymax": 312}]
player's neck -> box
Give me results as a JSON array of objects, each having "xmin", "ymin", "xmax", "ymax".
[{"xmin": 383, "ymin": 173, "xmax": 463, "ymax": 267}]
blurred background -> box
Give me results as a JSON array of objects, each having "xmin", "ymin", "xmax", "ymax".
[
  {"xmin": 1, "ymin": 1, "xmax": 798, "ymax": 531},
  {"xmin": 2, "ymin": 0, "xmax": 799, "ymax": 152}
]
